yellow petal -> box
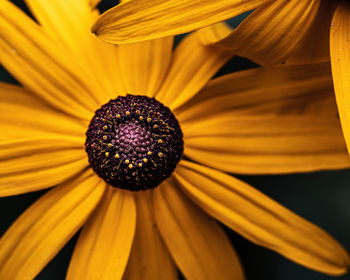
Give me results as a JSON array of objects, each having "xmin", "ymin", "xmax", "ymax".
[
  {"xmin": 67, "ymin": 187, "xmax": 136, "ymax": 280},
  {"xmin": 0, "ymin": 137, "xmax": 88, "ymax": 197},
  {"xmin": 92, "ymin": 0, "xmax": 267, "ymax": 44},
  {"xmin": 208, "ymin": 0, "xmax": 321, "ymax": 65},
  {"xmin": 177, "ymin": 63, "xmax": 350, "ymax": 174},
  {"xmin": 0, "ymin": 170, "xmax": 105, "ymax": 280},
  {"xmin": 197, "ymin": 22, "xmax": 233, "ymax": 45},
  {"xmin": 123, "ymin": 191, "xmax": 177, "ymax": 280},
  {"xmin": 88, "ymin": 0, "xmax": 101, "ymax": 9},
  {"xmin": 0, "ymin": 82, "xmax": 87, "ymax": 139},
  {"xmin": 25, "ymin": 0, "xmax": 124, "ymax": 102},
  {"xmin": 330, "ymin": 1, "xmax": 350, "ymax": 153},
  {"xmin": 118, "ymin": 37, "xmax": 174, "ymax": 97},
  {"xmin": 153, "ymin": 177, "xmax": 245, "ymax": 280},
  {"xmin": 175, "ymin": 160, "xmax": 350, "ymax": 276},
  {"xmin": 287, "ymin": 1, "xmax": 337, "ymax": 64},
  {"xmin": 0, "ymin": 1, "xmax": 99, "ymax": 119},
  {"xmin": 156, "ymin": 32, "xmax": 232, "ymax": 109}
]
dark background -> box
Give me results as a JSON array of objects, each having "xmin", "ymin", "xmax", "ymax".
[{"xmin": 1, "ymin": 1, "xmax": 349, "ymax": 279}]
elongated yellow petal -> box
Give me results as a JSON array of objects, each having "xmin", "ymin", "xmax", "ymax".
[
  {"xmin": 88, "ymin": 0, "xmax": 101, "ymax": 9},
  {"xmin": 67, "ymin": 187, "xmax": 136, "ymax": 280},
  {"xmin": 25, "ymin": 0, "xmax": 125, "ymax": 102},
  {"xmin": 0, "ymin": 1, "xmax": 98, "ymax": 119},
  {"xmin": 206, "ymin": 0, "xmax": 321, "ymax": 65},
  {"xmin": 156, "ymin": 32, "xmax": 232, "ymax": 108},
  {"xmin": 0, "ymin": 170, "xmax": 105, "ymax": 280},
  {"xmin": 0, "ymin": 82, "xmax": 86, "ymax": 139},
  {"xmin": 176, "ymin": 160, "xmax": 350, "ymax": 276},
  {"xmin": 0, "ymin": 137, "xmax": 88, "ymax": 197},
  {"xmin": 123, "ymin": 191, "xmax": 177, "ymax": 280},
  {"xmin": 153, "ymin": 178, "xmax": 245, "ymax": 280},
  {"xmin": 177, "ymin": 63, "xmax": 350, "ymax": 174},
  {"xmin": 330, "ymin": 1, "xmax": 350, "ymax": 153},
  {"xmin": 287, "ymin": 1, "xmax": 336, "ymax": 64},
  {"xmin": 92, "ymin": 0, "xmax": 267, "ymax": 44},
  {"xmin": 118, "ymin": 37, "xmax": 173, "ymax": 97}
]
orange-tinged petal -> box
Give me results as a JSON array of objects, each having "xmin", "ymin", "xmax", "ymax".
[
  {"xmin": 25, "ymin": 0, "xmax": 124, "ymax": 102},
  {"xmin": 330, "ymin": 1, "xmax": 350, "ymax": 153},
  {"xmin": 0, "ymin": 0, "xmax": 99, "ymax": 119},
  {"xmin": 0, "ymin": 170, "xmax": 105, "ymax": 280},
  {"xmin": 177, "ymin": 63, "xmax": 350, "ymax": 174},
  {"xmin": 118, "ymin": 37, "xmax": 173, "ymax": 97},
  {"xmin": 0, "ymin": 137, "xmax": 88, "ymax": 197},
  {"xmin": 175, "ymin": 160, "xmax": 350, "ymax": 276},
  {"xmin": 153, "ymin": 177, "xmax": 245, "ymax": 280},
  {"xmin": 123, "ymin": 191, "xmax": 177, "ymax": 280},
  {"xmin": 287, "ymin": 1, "xmax": 336, "ymax": 64},
  {"xmin": 0, "ymin": 82, "xmax": 87, "ymax": 138},
  {"xmin": 156, "ymin": 32, "xmax": 232, "ymax": 109},
  {"xmin": 208, "ymin": 0, "xmax": 321, "ymax": 65},
  {"xmin": 92, "ymin": 0, "xmax": 267, "ymax": 44},
  {"xmin": 67, "ymin": 186, "xmax": 136, "ymax": 280}
]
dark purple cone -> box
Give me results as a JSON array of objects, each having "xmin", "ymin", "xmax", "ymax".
[{"xmin": 85, "ymin": 95, "xmax": 183, "ymax": 191}]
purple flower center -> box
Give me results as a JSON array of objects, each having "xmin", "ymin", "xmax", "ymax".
[{"xmin": 85, "ymin": 95, "xmax": 183, "ymax": 191}]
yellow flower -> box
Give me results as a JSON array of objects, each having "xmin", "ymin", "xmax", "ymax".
[
  {"xmin": 0, "ymin": 0, "xmax": 350, "ymax": 279},
  {"xmin": 93, "ymin": 0, "xmax": 350, "ymax": 155}
]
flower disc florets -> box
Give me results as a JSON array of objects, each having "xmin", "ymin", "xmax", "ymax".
[{"xmin": 85, "ymin": 95, "xmax": 183, "ymax": 191}]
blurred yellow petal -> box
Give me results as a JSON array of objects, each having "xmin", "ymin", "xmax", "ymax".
[
  {"xmin": 88, "ymin": 0, "xmax": 101, "ymax": 9},
  {"xmin": 0, "ymin": 137, "xmax": 88, "ymax": 197},
  {"xmin": 25, "ymin": 0, "xmax": 124, "ymax": 102},
  {"xmin": 330, "ymin": 1, "xmax": 350, "ymax": 153},
  {"xmin": 92, "ymin": 0, "xmax": 267, "ymax": 44},
  {"xmin": 177, "ymin": 63, "xmax": 350, "ymax": 174},
  {"xmin": 118, "ymin": 37, "xmax": 173, "ymax": 97},
  {"xmin": 176, "ymin": 160, "xmax": 350, "ymax": 276},
  {"xmin": 0, "ymin": 82, "xmax": 86, "ymax": 139},
  {"xmin": 207, "ymin": 0, "xmax": 321, "ymax": 65},
  {"xmin": 67, "ymin": 187, "xmax": 136, "ymax": 280},
  {"xmin": 123, "ymin": 191, "xmax": 177, "ymax": 280},
  {"xmin": 153, "ymin": 178, "xmax": 245, "ymax": 280},
  {"xmin": 156, "ymin": 32, "xmax": 232, "ymax": 108},
  {"xmin": 0, "ymin": 170, "xmax": 105, "ymax": 280},
  {"xmin": 287, "ymin": 1, "xmax": 336, "ymax": 64},
  {"xmin": 0, "ymin": 1, "xmax": 99, "ymax": 119}
]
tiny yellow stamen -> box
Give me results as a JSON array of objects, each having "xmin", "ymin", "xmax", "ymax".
[
  {"xmin": 138, "ymin": 163, "xmax": 143, "ymax": 167},
  {"xmin": 105, "ymin": 152, "xmax": 109, "ymax": 157},
  {"xmin": 115, "ymin": 153, "xmax": 120, "ymax": 159},
  {"xmin": 126, "ymin": 111, "xmax": 130, "ymax": 116},
  {"xmin": 125, "ymin": 159, "xmax": 130, "ymax": 164},
  {"xmin": 139, "ymin": 116, "xmax": 144, "ymax": 121},
  {"xmin": 158, "ymin": 152, "xmax": 163, "ymax": 157},
  {"xmin": 147, "ymin": 117, "xmax": 152, "ymax": 122},
  {"xmin": 143, "ymin": 158, "xmax": 148, "ymax": 163},
  {"xmin": 128, "ymin": 163, "xmax": 133, "ymax": 169},
  {"xmin": 136, "ymin": 110, "xmax": 141, "ymax": 114},
  {"xmin": 103, "ymin": 125, "xmax": 108, "ymax": 130},
  {"xmin": 153, "ymin": 124, "xmax": 158, "ymax": 129},
  {"xmin": 102, "ymin": 135, "xmax": 107, "ymax": 140},
  {"xmin": 158, "ymin": 139, "xmax": 163, "ymax": 144},
  {"xmin": 108, "ymin": 143, "xmax": 113, "ymax": 147},
  {"xmin": 147, "ymin": 151, "xmax": 152, "ymax": 155},
  {"xmin": 116, "ymin": 114, "xmax": 121, "ymax": 118}
]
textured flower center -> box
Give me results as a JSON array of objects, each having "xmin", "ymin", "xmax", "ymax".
[{"xmin": 85, "ymin": 95, "xmax": 183, "ymax": 191}]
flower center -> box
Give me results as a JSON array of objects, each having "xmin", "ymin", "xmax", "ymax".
[{"xmin": 85, "ymin": 95, "xmax": 184, "ymax": 191}]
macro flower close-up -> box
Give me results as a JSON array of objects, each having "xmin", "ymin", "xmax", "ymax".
[{"xmin": 0, "ymin": 0, "xmax": 350, "ymax": 280}]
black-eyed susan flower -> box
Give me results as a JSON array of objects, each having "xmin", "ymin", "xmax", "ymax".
[
  {"xmin": 0, "ymin": 0, "xmax": 350, "ymax": 279},
  {"xmin": 93, "ymin": 0, "xmax": 350, "ymax": 156}
]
